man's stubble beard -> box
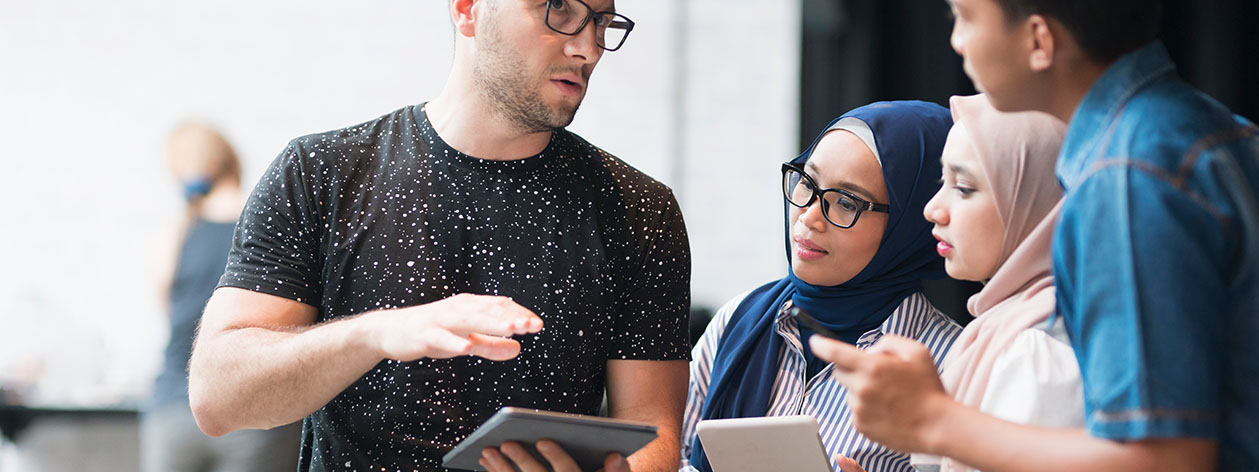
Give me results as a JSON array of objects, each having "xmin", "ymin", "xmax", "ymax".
[{"xmin": 473, "ymin": 18, "xmax": 582, "ymax": 134}]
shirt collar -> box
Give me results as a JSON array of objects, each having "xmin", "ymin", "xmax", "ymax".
[
  {"xmin": 1056, "ymin": 41, "xmax": 1178, "ymax": 189},
  {"xmin": 856, "ymin": 293, "xmax": 932, "ymax": 346}
]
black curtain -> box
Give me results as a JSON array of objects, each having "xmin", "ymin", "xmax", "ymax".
[
  {"xmin": 799, "ymin": 0, "xmax": 1259, "ymax": 324},
  {"xmin": 1159, "ymin": 0, "xmax": 1259, "ymax": 121},
  {"xmin": 801, "ymin": 0, "xmax": 974, "ymax": 147}
]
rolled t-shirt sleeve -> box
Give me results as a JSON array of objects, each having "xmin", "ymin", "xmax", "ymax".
[
  {"xmin": 609, "ymin": 189, "xmax": 692, "ymax": 361},
  {"xmin": 218, "ymin": 141, "xmax": 324, "ymax": 305},
  {"xmin": 1055, "ymin": 166, "xmax": 1228, "ymax": 441}
]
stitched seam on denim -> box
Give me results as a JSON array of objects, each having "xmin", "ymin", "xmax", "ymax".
[
  {"xmin": 1077, "ymin": 158, "xmax": 1229, "ymax": 227},
  {"xmin": 1174, "ymin": 124, "xmax": 1259, "ymax": 188},
  {"xmin": 1170, "ymin": 124, "xmax": 1259, "ymax": 236},
  {"xmin": 1091, "ymin": 408, "xmax": 1219, "ymax": 424}
]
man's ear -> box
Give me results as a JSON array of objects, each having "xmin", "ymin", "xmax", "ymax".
[
  {"xmin": 1026, "ymin": 14, "xmax": 1056, "ymax": 73},
  {"xmin": 451, "ymin": 0, "xmax": 479, "ymax": 38}
]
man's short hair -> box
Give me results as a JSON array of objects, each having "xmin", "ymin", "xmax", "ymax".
[{"xmin": 993, "ymin": 0, "xmax": 1163, "ymax": 62}]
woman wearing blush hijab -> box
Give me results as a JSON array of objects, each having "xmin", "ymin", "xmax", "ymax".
[
  {"xmin": 679, "ymin": 101, "xmax": 963, "ymax": 472},
  {"xmin": 908, "ymin": 94, "xmax": 1083, "ymax": 472}
]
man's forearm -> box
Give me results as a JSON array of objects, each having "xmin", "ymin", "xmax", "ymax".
[
  {"xmin": 927, "ymin": 401, "xmax": 1217, "ymax": 472},
  {"xmin": 188, "ymin": 315, "xmax": 381, "ymax": 436},
  {"xmin": 607, "ymin": 359, "xmax": 688, "ymax": 472},
  {"xmin": 626, "ymin": 423, "xmax": 681, "ymax": 472}
]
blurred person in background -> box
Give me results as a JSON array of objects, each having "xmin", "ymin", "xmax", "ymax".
[{"xmin": 146, "ymin": 122, "xmax": 300, "ymax": 472}]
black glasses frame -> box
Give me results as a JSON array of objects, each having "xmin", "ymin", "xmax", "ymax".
[
  {"xmin": 781, "ymin": 162, "xmax": 890, "ymax": 229},
  {"xmin": 544, "ymin": 0, "xmax": 636, "ymax": 52}
]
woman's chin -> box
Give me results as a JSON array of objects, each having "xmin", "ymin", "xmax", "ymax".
[
  {"xmin": 943, "ymin": 261, "xmax": 983, "ymax": 283},
  {"xmin": 792, "ymin": 264, "xmax": 853, "ymax": 287},
  {"xmin": 791, "ymin": 259, "xmax": 818, "ymax": 281}
]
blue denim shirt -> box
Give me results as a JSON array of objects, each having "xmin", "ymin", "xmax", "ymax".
[{"xmin": 1053, "ymin": 41, "xmax": 1259, "ymax": 469}]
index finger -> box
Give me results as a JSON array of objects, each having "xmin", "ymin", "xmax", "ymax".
[
  {"xmin": 808, "ymin": 335, "xmax": 866, "ymax": 371},
  {"xmin": 497, "ymin": 441, "xmax": 547, "ymax": 471},
  {"xmin": 535, "ymin": 439, "xmax": 581, "ymax": 472},
  {"xmin": 834, "ymin": 454, "xmax": 868, "ymax": 472}
]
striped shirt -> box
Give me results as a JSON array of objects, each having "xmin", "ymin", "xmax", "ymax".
[{"xmin": 681, "ymin": 291, "xmax": 963, "ymax": 472}]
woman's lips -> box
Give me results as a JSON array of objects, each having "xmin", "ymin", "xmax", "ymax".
[
  {"xmin": 934, "ymin": 233, "xmax": 954, "ymax": 257},
  {"xmin": 794, "ymin": 237, "xmax": 828, "ymax": 261}
]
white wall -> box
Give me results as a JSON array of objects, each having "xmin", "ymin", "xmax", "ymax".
[{"xmin": 0, "ymin": 0, "xmax": 799, "ymax": 405}]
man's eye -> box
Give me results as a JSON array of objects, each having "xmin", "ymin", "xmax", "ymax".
[{"xmin": 548, "ymin": 0, "xmax": 566, "ymax": 11}]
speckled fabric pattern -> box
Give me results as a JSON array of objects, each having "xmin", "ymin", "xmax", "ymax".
[{"xmin": 218, "ymin": 104, "xmax": 692, "ymax": 471}]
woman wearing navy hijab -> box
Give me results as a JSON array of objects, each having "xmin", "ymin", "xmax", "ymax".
[{"xmin": 680, "ymin": 102, "xmax": 963, "ymax": 472}]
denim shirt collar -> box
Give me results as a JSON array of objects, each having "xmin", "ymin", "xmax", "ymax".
[{"xmin": 1056, "ymin": 41, "xmax": 1178, "ymax": 189}]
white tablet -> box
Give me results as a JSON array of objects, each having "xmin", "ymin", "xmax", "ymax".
[
  {"xmin": 696, "ymin": 415, "xmax": 834, "ymax": 472},
  {"xmin": 442, "ymin": 407, "xmax": 658, "ymax": 471}
]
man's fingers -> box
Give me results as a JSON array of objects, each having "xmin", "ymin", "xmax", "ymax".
[
  {"xmin": 809, "ymin": 335, "xmax": 865, "ymax": 371},
  {"xmin": 480, "ymin": 447, "xmax": 514, "ymax": 472},
  {"xmin": 602, "ymin": 452, "xmax": 630, "ymax": 472},
  {"xmin": 419, "ymin": 329, "xmax": 473, "ymax": 358},
  {"xmin": 498, "ymin": 441, "xmax": 546, "ymax": 472},
  {"xmin": 438, "ymin": 295, "xmax": 543, "ymax": 336},
  {"xmin": 834, "ymin": 454, "xmax": 868, "ymax": 472},
  {"xmin": 466, "ymin": 333, "xmax": 523, "ymax": 361},
  {"xmin": 535, "ymin": 439, "xmax": 581, "ymax": 472}
]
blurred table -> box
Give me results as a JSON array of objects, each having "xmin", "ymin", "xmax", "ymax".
[
  {"xmin": 0, "ymin": 400, "xmax": 141, "ymax": 471},
  {"xmin": 0, "ymin": 403, "xmax": 138, "ymax": 443}
]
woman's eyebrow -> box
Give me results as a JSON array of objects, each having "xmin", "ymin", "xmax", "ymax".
[
  {"xmin": 805, "ymin": 161, "xmax": 878, "ymax": 199},
  {"xmin": 948, "ymin": 163, "xmax": 973, "ymax": 179}
]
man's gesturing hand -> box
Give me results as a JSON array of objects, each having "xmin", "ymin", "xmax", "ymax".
[{"xmin": 367, "ymin": 293, "xmax": 544, "ymax": 362}]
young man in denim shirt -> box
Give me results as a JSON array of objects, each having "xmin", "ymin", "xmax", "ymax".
[{"xmin": 808, "ymin": 0, "xmax": 1259, "ymax": 471}]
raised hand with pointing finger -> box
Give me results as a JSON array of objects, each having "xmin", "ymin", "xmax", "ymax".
[{"xmin": 809, "ymin": 334, "xmax": 953, "ymax": 454}]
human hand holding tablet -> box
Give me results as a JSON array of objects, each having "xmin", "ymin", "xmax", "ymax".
[
  {"xmin": 443, "ymin": 407, "xmax": 657, "ymax": 471},
  {"xmin": 481, "ymin": 439, "xmax": 631, "ymax": 472}
]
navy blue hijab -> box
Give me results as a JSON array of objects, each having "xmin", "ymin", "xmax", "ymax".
[{"xmin": 690, "ymin": 101, "xmax": 951, "ymax": 472}]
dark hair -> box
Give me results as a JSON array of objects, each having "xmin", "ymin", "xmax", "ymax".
[{"xmin": 993, "ymin": 0, "xmax": 1163, "ymax": 62}]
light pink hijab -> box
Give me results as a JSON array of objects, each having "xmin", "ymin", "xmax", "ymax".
[{"xmin": 936, "ymin": 94, "xmax": 1066, "ymax": 472}]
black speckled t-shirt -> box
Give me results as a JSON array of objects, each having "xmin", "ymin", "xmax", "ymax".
[{"xmin": 218, "ymin": 104, "xmax": 691, "ymax": 471}]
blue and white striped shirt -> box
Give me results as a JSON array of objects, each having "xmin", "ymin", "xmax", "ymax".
[{"xmin": 681, "ymin": 291, "xmax": 963, "ymax": 472}]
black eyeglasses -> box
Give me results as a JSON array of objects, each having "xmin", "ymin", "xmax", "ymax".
[
  {"xmin": 544, "ymin": 0, "xmax": 635, "ymax": 52},
  {"xmin": 782, "ymin": 162, "xmax": 889, "ymax": 229}
]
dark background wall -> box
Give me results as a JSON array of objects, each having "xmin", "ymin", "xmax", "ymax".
[{"xmin": 798, "ymin": 0, "xmax": 1259, "ymax": 323}]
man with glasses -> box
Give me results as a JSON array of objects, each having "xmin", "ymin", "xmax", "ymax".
[{"xmin": 187, "ymin": 1, "xmax": 689, "ymax": 471}]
